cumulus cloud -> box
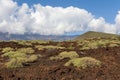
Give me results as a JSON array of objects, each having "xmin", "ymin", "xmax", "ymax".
[
  {"xmin": 115, "ymin": 11, "xmax": 120, "ymax": 34},
  {"xmin": 88, "ymin": 17, "xmax": 116, "ymax": 34},
  {"xmin": 0, "ymin": 0, "xmax": 119, "ymax": 35}
]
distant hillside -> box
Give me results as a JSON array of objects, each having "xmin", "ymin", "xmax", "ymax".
[
  {"xmin": 75, "ymin": 31, "xmax": 120, "ymax": 40},
  {"xmin": 0, "ymin": 32, "xmax": 77, "ymax": 41}
]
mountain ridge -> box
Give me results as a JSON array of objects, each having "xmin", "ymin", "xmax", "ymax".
[
  {"xmin": 0, "ymin": 31, "xmax": 120, "ymax": 41},
  {"xmin": 0, "ymin": 32, "xmax": 77, "ymax": 41},
  {"xmin": 75, "ymin": 31, "xmax": 120, "ymax": 40}
]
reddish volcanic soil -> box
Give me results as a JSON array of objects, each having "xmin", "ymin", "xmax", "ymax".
[{"xmin": 0, "ymin": 41, "xmax": 120, "ymax": 80}]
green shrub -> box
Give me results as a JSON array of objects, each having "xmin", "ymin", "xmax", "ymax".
[
  {"xmin": 109, "ymin": 44, "xmax": 119, "ymax": 47},
  {"xmin": 30, "ymin": 40, "xmax": 49, "ymax": 44},
  {"xmin": 2, "ymin": 50, "xmax": 39, "ymax": 68},
  {"xmin": 50, "ymin": 51, "xmax": 79, "ymax": 60},
  {"xmin": 89, "ymin": 43, "xmax": 99, "ymax": 49},
  {"xmin": 45, "ymin": 45, "xmax": 65, "ymax": 49},
  {"xmin": 96, "ymin": 41, "xmax": 106, "ymax": 48},
  {"xmin": 35, "ymin": 45, "xmax": 65, "ymax": 50},
  {"xmin": 17, "ymin": 48, "xmax": 34, "ymax": 54},
  {"xmin": 2, "ymin": 47, "xmax": 14, "ymax": 53},
  {"xmin": 1, "ymin": 51, "xmax": 27, "ymax": 58},
  {"xmin": 26, "ymin": 55, "xmax": 38, "ymax": 62},
  {"xmin": 5, "ymin": 57, "xmax": 26, "ymax": 68},
  {"xmin": 64, "ymin": 57, "xmax": 101, "ymax": 69},
  {"xmin": 1, "ymin": 51, "xmax": 16, "ymax": 58},
  {"xmin": 68, "ymin": 43, "xmax": 74, "ymax": 49},
  {"xmin": 35, "ymin": 45, "xmax": 44, "ymax": 50},
  {"xmin": 80, "ymin": 46, "xmax": 90, "ymax": 50},
  {"xmin": 13, "ymin": 40, "xmax": 32, "ymax": 46}
]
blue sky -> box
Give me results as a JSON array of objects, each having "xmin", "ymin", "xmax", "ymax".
[{"xmin": 17, "ymin": 0, "xmax": 120, "ymax": 23}]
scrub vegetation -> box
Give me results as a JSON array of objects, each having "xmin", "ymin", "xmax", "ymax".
[{"xmin": 0, "ymin": 31, "xmax": 120, "ymax": 80}]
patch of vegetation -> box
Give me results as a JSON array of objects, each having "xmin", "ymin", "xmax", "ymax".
[
  {"xmin": 64, "ymin": 57, "xmax": 101, "ymax": 69},
  {"xmin": 96, "ymin": 40, "xmax": 107, "ymax": 48},
  {"xmin": 73, "ymin": 31, "xmax": 120, "ymax": 50},
  {"xmin": 12, "ymin": 40, "xmax": 32, "ymax": 46},
  {"xmin": 50, "ymin": 51, "xmax": 79, "ymax": 60},
  {"xmin": 35, "ymin": 45, "xmax": 65, "ymax": 50},
  {"xmin": 35, "ymin": 45, "xmax": 44, "ymax": 50},
  {"xmin": 2, "ymin": 50, "xmax": 38, "ymax": 68},
  {"xmin": 80, "ymin": 46, "xmax": 90, "ymax": 50},
  {"xmin": 5, "ymin": 57, "xmax": 27, "ymax": 68},
  {"xmin": 30, "ymin": 40, "xmax": 49, "ymax": 44},
  {"xmin": 26, "ymin": 55, "xmax": 38, "ymax": 63},
  {"xmin": 2, "ymin": 47, "xmax": 14, "ymax": 53},
  {"xmin": 77, "ymin": 38, "xmax": 120, "ymax": 50},
  {"xmin": 108, "ymin": 44, "xmax": 119, "ymax": 47},
  {"xmin": 68, "ymin": 43, "xmax": 75, "ymax": 49},
  {"xmin": 1, "ymin": 51, "xmax": 27, "ymax": 58},
  {"xmin": 16, "ymin": 48, "xmax": 35, "ymax": 54}
]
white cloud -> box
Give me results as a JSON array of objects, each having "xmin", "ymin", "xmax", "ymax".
[
  {"xmin": 115, "ymin": 11, "xmax": 120, "ymax": 34},
  {"xmin": 0, "ymin": 0, "xmax": 119, "ymax": 35},
  {"xmin": 0, "ymin": 0, "xmax": 17, "ymax": 21},
  {"xmin": 30, "ymin": 5, "xmax": 93, "ymax": 35},
  {"xmin": 88, "ymin": 17, "xmax": 116, "ymax": 34}
]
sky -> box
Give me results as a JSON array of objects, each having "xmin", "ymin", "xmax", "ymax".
[
  {"xmin": 17, "ymin": 0, "xmax": 120, "ymax": 23},
  {"xmin": 0, "ymin": 0, "xmax": 120, "ymax": 35}
]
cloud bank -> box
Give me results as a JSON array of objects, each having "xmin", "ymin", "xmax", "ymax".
[{"xmin": 0, "ymin": 0, "xmax": 120, "ymax": 35}]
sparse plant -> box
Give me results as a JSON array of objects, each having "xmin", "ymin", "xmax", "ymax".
[
  {"xmin": 96, "ymin": 41, "xmax": 106, "ymax": 48},
  {"xmin": 35, "ymin": 45, "xmax": 45, "ymax": 50},
  {"xmin": 14, "ymin": 40, "xmax": 32, "ymax": 46},
  {"xmin": 2, "ymin": 50, "xmax": 39, "ymax": 68},
  {"xmin": 17, "ymin": 48, "xmax": 35, "ymax": 54},
  {"xmin": 50, "ymin": 51, "xmax": 79, "ymax": 60},
  {"xmin": 108, "ymin": 43, "xmax": 119, "ymax": 47},
  {"xmin": 30, "ymin": 40, "xmax": 49, "ymax": 44},
  {"xmin": 2, "ymin": 47, "xmax": 14, "ymax": 53},
  {"xmin": 80, "ymin": 46, "xmax": 90, "ymax": 50},
  {"xmin": 35, "ymin": 45, "xmax": 65, "ymax": 50},
  {"xmin": 26, "ymin": 55, "xmax": 38, "ymax": 62},
  {"xmin": 1, "ymin": 51, "xmax": 27, "ymax": 58},
  {"xmin": 64, "ymin": 57, "xmax": 101, "ymax": 69},
  {"xmin": 5, "ymin": 57, "xmax": 26, "ymax": 68}
]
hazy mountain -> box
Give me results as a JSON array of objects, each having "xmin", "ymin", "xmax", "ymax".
[{"xmin": 0, "ymin": 32, "xmax": 77, "ymax": 41}]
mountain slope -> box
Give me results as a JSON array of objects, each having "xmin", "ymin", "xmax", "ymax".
[{"xmin": 75, "ymin": 31, "xmax": 120, "ymax": 40}]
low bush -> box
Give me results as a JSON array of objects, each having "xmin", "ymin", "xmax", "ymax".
[
  {"xmin": 64, "ymin": 57, "xmax": 101, "ymax": 69},
  {"xmin": 2, "ymin": 47, "xmax": 14, "ymax": 53},
  {"xmin": 13, "ymin": 40, "xmax": 32, "ymax": 46},
  {"xmin": 26, "ymin": 55, "xmax": 38, "ymax": 62},
  {"xmin": 108, "ymin": 43, "xmax": 119, "ymax": 47},
  {"xmin": 30, "ymin": 40, "xmax": 49, "ymax": 44},
  {"xmin": 80, "ymin": 46, "xmax": 90, "ymax": 50},
  {"xmin": 96, "ymin": 41, "xmax": 106, "ymax": 48},
  {"xmin": 5, "ymin": 57, "xmax": 26, "ymax": 68},
  {"xmin": 17, "ymin": 48, "xmax": 35, "ymax": 54},
  {"xmin": 50, "ymin": 51, "xmax": 79, "ymax": 60},
  {"xmin": 1, "ymin": 51, "xmax": 27, "ymax": 58},
  {"xmin": 35, "ymin": 45, "xmax": 65, "ymax": 50},
  {"xmin": 2, "ymin": 51, "xmax": 38, "ymax": 68},
  {"xmin": 35, "ymin": 45, "xmax": 44, "ymax": 50}
]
